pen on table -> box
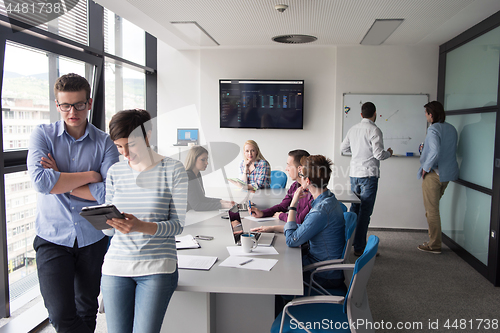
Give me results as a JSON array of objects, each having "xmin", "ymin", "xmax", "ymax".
[{"xmin": 239, "ymin": 259, "xmax": 254, "ymax": 266}]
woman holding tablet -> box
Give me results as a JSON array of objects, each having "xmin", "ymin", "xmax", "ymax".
[
  {"xmin": 230, "ymin": 139, "xmax": 270, "ymax": 190},
  {"xmin": 101, "ymin": 109, "xmax": 187, "ymax": 333},
  {"xmin": 185, "ymin": 146, "xmax": 234, "ymax": 211}
]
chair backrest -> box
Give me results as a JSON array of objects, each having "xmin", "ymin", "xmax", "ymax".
[
  {"xmin": 343, "ymin": 235, "xmax": 379, "ymax": 332},
  {"xmin": 270, "ymin": 170, "xmax": 287, "ymax": 189},
  {"xmin": 342, "ymin": 212, "xmax": 357, "ymax": 262}
]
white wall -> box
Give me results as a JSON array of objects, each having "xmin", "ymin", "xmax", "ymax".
[{"xmin": 158, "ymin": 42, "xmax": 439, "ymax": 229}]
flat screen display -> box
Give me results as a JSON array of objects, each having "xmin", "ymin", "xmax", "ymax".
[{"xmin": 220, "ymin": 80, "xmax": 304, "ymax": 129}]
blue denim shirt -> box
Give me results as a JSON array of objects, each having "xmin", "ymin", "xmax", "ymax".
[
  {"xmin": 284, "ymin": 189, "xmax": 345, "ymax": 281},
  {"xmin": 418, "ymin": 122, "xmax": 459, "ymax": 182},
  {"xmin": 27, "ymin": 120, "xmax": 120, "ymax": 248}
]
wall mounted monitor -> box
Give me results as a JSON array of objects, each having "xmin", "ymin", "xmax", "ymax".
[{"xmin": 220, "ymin": 79, "xmax": 304, "ymax": 129}]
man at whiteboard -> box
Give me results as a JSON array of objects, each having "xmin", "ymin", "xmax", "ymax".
[{"xmin": 340, "ymin": 102, "xmax": 393, "ymax": 256}]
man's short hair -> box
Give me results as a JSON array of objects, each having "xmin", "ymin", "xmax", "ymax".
[
  {"xmin": 288, "ymin": 149, "xmax": 310, "ymax": 166},
  {"xmin": 54, "ymin": 73, "xmax": 91, "ymax": 100},
  {"xmin": 300, "ymin": 155, "xmax": 333, "ymax": 189},
  {"xmin": 424, "ymin": 101, "xmax": 446, "ymax": 124},
  {"xmin": 109, "ymin": 109, "xmax": 152, "ymax": 141},
  {"xmin": 361, "ymin": 102, "xmax": 376, "ymax": 118}
]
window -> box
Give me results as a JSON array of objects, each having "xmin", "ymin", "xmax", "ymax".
[
  {"xmin": 0, "ymin": 1, "xmax": 156, "ymax": 327},
  {"xmin": 1, "ymin": 42, "xmax": 95, "ymax": 313},
  {"xmin": 0, "ymin": 0, "xmax": 89, "ymax": 46},
  {"xmin": 1, "ymin": 42, "xmax": 93, "ymax": 151},
  {"xmin": 104, "ymin": 61, "xmax": 145, "ymax": 130},
  {"xmin": 104, "ymin": 8, "xmax": 145, "ymax": 65},
  {"xmin": 4, "ymin": 172, "xmax": 38, "ymax": 310}
]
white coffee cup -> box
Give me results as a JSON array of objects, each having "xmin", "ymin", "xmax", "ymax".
[{"xmin": 241, "ymin": 233, "xmax": 258, "ymax": 253}]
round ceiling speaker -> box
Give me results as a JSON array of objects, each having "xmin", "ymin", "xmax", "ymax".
[{"xmin": 272, "ymin": 34, "xmax": 317, "ymax": 44}]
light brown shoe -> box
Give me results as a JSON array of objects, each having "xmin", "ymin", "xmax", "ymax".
[{"xmin": 417, "ymin": 244, "xmax": 441, "ymax": 254}]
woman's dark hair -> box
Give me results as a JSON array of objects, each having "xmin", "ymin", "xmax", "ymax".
[
  {"xmin": 424, "ymin": 101, "xmax": 446, "ymax": 124},
  {"xmin": 299, "ymin": 155, "xmax": 333, "ymax": 189},
  {"xmin": 109, "ymin": 109, "xmax": 152, "ymax": 141}
]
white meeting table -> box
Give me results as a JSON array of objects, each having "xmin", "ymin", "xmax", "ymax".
[
  {"xmin": 161, "ymin": 211, "xmax": 303, "ymax": 333},
  {"xmin": 160, "ymin": 189, "xmax": 360, "ymax": 333}
]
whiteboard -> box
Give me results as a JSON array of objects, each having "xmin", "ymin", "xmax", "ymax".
[{"xmin": 342, "ymin": 94, "xmax": 429, "ymax": 156}]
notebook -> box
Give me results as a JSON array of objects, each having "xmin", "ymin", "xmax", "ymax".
[{"xmin": 228, "ymin": 205, "xmax": 275, "ymax": 247}]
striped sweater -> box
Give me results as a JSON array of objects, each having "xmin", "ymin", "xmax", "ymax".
[{"xmin": 102, "ymin": 157, "xmax": 188, "ymax": 277}]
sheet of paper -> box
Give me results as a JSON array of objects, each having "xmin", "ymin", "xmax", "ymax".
[
  {"xmin": 226, "ymin": 246, "xmax": 279, "ymax": 256},
  {"xmin": 219, "ymin": 256, "xmax": 278, "ymax": 271},
  {"xmin": 178, "ymin": 255, "xmax": 218, "ymax": 270},
  {"xmin": 175, "ymin": 234, "xmax": 201, "ymax": 249},
  {"xmin": 244, "ymin": 216, "xmax": 277, "ymax": 222}
]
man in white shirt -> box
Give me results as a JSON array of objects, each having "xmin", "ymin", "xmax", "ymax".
[{"xmin": 341, "ymin": 102, "xmax": 393, "ymax": 256}]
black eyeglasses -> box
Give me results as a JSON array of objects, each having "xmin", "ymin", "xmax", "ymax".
[
  {"xmin": 57, "ymin": 100, "xmax": 88, "ymax": 112},
  {"xmin": 298, "ymin": 171, "xmax": 306, "ymax": 178}
]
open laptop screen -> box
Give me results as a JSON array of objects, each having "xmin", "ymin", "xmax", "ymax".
[
  {"xmin": 177, "ymin": 128, "xmax": 199, "ymax": 145},
  {"xmin": 228, "ymin": 210, "xmax": 243, "ymax": 244}
]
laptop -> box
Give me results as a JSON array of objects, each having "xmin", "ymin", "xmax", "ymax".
[
  {"xmin": 228, "ymin": 205, "xmax": 275, "ymax": 247},
  {"xmin": 174, "ymin": 128, "xmax": 199, "ymax": 146}
]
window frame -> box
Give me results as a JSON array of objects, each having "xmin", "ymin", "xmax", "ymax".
[{"xmin": 0, "ymin": 0, "xmax": 157, "ymax": 327}]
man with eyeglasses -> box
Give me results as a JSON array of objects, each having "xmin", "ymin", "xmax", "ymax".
[
  {"xmin": 27, "ymin": 73, "xmax": 119, "ymax": 332},
  {"xmin": 341, "ymin": 102, "xmax": 393, "ymax": 256}
]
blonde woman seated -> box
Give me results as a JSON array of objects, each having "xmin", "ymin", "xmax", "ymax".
[
  {"xmin": 185, "ymin": 146, "xmax": 235, "ymax": 211},
  {"xmin": 229, "ymin": 140, "xmax": 270, "ymax": 190}
]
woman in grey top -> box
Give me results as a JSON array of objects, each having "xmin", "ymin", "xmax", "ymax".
[{"xmin": 185, "ymin": 146, "xmax": 234, "ymax": 211}]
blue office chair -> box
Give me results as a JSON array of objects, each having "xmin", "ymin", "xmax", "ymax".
[
  {"xmin": 271, "ymin": 235, "xmax": 379, "ymax": 333},
  {"xmin": 303, "ymin": 212, "xmax": 357, "ymax": 296},
  {"xmin": 270, "ymin": 170, "xmax": 287, "ymax": 189}
]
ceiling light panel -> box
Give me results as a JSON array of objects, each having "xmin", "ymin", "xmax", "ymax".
[{"xmin": 361, "ymin": 19, "xmax": 404, "ymax": 45}]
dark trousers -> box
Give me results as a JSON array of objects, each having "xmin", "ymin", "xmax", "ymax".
[{"xmin": 34, "ymin": 236, "xmax": 108, "ymax": 333}]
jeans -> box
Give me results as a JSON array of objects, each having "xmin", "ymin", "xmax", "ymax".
[
  {"xmin": 101, "ymin": 269, "xmax": 179, "ymax": 333},
  {"xmin": 350, "ymin": 177, "xmax": 379, "ymax": 253},
  {"xmin": 34, "ymin": 236, "xmax": 108, "ymax": 333}
]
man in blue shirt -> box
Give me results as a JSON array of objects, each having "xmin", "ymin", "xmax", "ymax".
[
  {"xmin": 27, "ymin": 73, "xmax": 119, "ymax": 332},
  {"xmin": 418, "ymin": 101, "xmax": 459, "ymax": 254},
  {"xmin": 285, "ymin": 155, "xmax": 345, "ymax": 289}
]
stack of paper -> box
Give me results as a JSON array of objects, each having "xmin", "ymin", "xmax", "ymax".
[
  {"xmin": 178, "ymin": 255, "xmax": 218, "ymax": 270},
  {"xmin": 175, "ymin": 234, "xmax": 201, "ymax": 249}
]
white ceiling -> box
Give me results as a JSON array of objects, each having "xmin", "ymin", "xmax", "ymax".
[{"xmin": 95, "ymin": 0, "xmax": 500, "ymax": 49}]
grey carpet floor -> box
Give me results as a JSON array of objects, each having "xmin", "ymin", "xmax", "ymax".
[{"xmin": 363, "ymin": 229, "xmax": 500, "ymax": 333}]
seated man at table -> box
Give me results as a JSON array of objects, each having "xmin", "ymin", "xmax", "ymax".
[
  {"xmin": 250, "ymin": 149, "xmax": 312, "ymax": 234},
  {"xmin": 285, "ymin": 155, "xmax": 346, "ymax": 289}
]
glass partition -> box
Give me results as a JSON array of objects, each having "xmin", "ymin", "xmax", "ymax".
[
  {"xmin": 444, "ymin": 26, "xmax": 500, "ymax": 110},
  {"xmin": 441, "ymin": 182, "xmax": 491, "ymax": 265},
  {"xmin": 447, "ymin": 112, "xmax": 496, "ymax": 189}
]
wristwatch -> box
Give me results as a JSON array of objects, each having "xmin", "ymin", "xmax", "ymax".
[{"xmin": 288, "ymin": 206, "xmax": 297, "ymax": 212}]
